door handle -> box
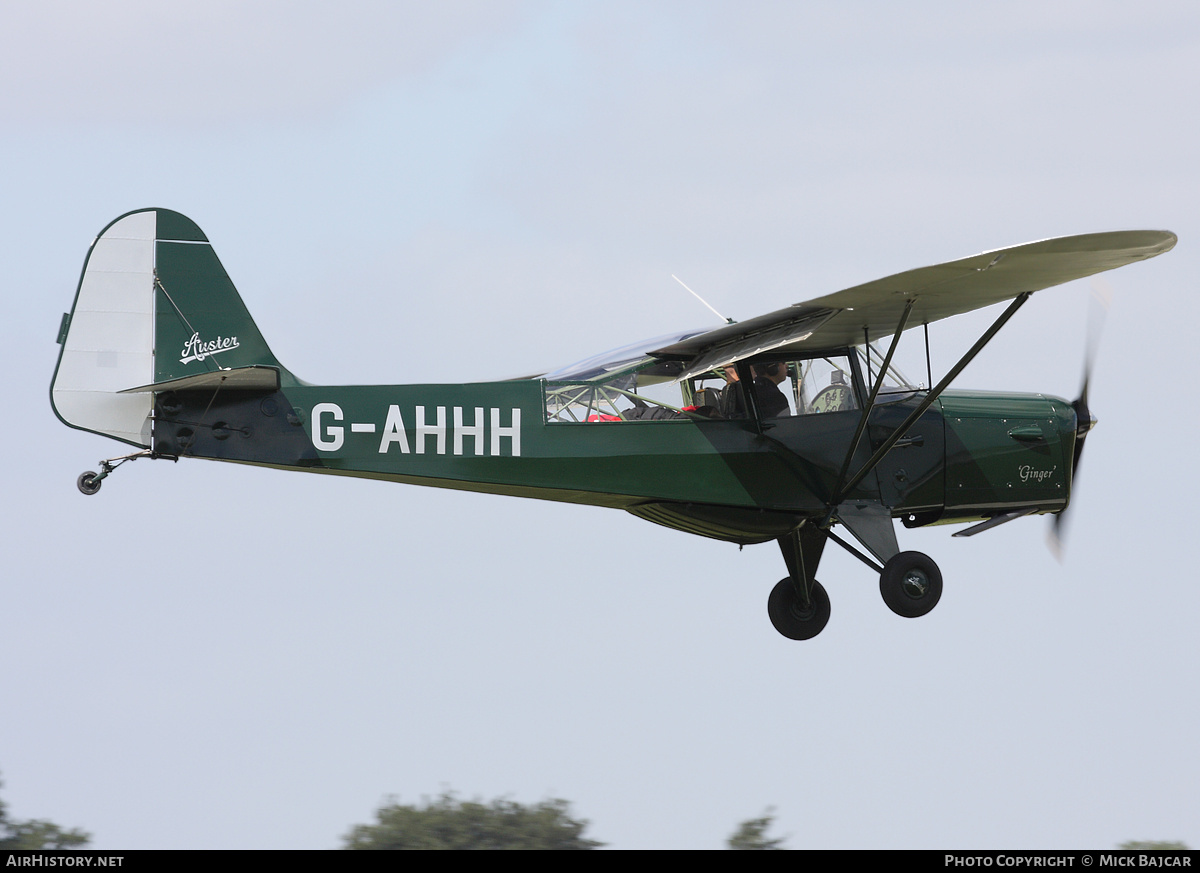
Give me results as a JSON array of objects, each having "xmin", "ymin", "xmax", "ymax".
[{"xmin": 1008, "ymin": 426, "xmax": 1046, "ymax": 443}]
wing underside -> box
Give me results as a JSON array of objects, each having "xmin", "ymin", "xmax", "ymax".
[{"xmin": 655, "ymin": 230, "xmax": 1176, "ymax": 379}]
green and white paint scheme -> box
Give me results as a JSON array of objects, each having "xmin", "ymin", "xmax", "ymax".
[{"xmin": 51, "ymin": 209, "xmax": 1176, "ymax": 640}]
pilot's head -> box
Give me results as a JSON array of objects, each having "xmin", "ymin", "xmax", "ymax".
[{"xmin": 753, "ymin": 362, "xmax": 786, "ymax": 384}]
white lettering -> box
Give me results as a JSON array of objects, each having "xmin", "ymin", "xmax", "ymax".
[
  {"xmin": 415, "ymin": 405, "xmax": 447, "ymax": 455},
  {"xmin": 316, "ymin": 402, "xmax": 525, "ymax": 457},
  {"xmin": 179, "ymin": 331, "xmax": 240, "ymax": 365},
  {"xmin": 454, "ymin": 406, "xmax": 485, "ymax": 456},
  {"xmin": 1018, "ymin": 464, "xmax": 1056, "ymax": 484},
  {"xmin": 312, "ymin": 403, "xmax": 344, "ymax": 451},
  {"xmin": 490, "ymin": 408, "xmax": 521, "ymax": 457},
  {"xmin": 378, "ymin": 405, "xmax": 411, "ymax": 454},
  {"xmin": 994, "ymin": 857, "xmax": 1077, "ymax": 867}
]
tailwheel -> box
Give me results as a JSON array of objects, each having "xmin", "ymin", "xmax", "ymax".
[
  {"xmin": 71, "ymin": 450, "xmax": 173, "ymax": 495},
  {"xmin": 768, "ymin": 578, "xmax": 831, "ymax": 640},
  {"xmin": 879, "ymin": 551, "xmax": 942, "ymax": 618}
]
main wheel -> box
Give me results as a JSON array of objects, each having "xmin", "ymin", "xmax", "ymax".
[
  {"xmin": 77, "ymin": 471, "xmax": 102, "ymax": 495},
  {"xmin": 879, "ymin": 551, "xmax": 942, "ymax": 618},
  {"xmin": 768, "ymin": 578, "xmax": 831, "ymax": 640}
]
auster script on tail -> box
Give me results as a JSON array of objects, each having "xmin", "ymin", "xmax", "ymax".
[{"xmin": 180, "ymin": 332, "xmax": 240, "ymax": 364}]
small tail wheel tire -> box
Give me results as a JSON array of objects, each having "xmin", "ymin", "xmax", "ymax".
[
  {"xmin": 768, "ymin": 578, "xmax": 831, "ymax": 640},
  {"xmin": 77, "ymin": 472, "xmax": 102, "ymax": 495},
  {"xmin": 880, "ymin": 551, "xmax": 942, "ymax": 618}
]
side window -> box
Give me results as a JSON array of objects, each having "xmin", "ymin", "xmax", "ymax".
[
  {"xmin": 542, "ymin": 351, "xmax": 895, "ymax": 423},
  {"xmin": 545, "ymin": 362, "xmax": 751, "ymax": 423},
  {"xmin": 792, "ymin": 356, "xmax": 858, "ymax": 414},
  {"xmin": 545, "ymin": 360, "xmax": 689, "ymax": 423},
  {"xmin": 853, "ymin": 344, "xmax": 920, "ymax": 404},
  {"xmin": 750, "ymin": 350, "xmax": 914, "ymax": 417}
]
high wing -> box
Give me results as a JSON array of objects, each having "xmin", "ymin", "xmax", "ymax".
[{"xmin": 654, "ymin": 230, "xmax": 1177, "ymax": 380}]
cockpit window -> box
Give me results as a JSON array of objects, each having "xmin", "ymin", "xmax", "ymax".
[
  {"xmin": 792, "ymin": 356, "xmax": 857, "ymax": 414},
  {"xmin": 786, "ymin": 348, "xmax": 915, "ymax": 414},
  {"xmin": 544, "ymin": 357, "xmax": 714, "ymax": 423},
  {"xmin": 541, "ymin": 335, "xmax": 918, "ymax": 424},
  {"xmin": 543, "ymin": 329, "xmax": 734, "ymax": 423},
  {"xmin": 854, "ymin": 343, "xmax": 918, "ymax": 402}
]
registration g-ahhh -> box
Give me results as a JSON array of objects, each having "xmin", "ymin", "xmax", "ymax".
[{"xmin": 51, "ymin": 209, "xmax": 1175, "ymax": 639}]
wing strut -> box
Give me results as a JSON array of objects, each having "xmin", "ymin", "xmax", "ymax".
[
  {"xmin": 832, "ymin": 291, "xmax": 1031, "ymax": 504},
  {"xmin": 830, "ymin": 297, "xmax": 915, "ymax": 500}
]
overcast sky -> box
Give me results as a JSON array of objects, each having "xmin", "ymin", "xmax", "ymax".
[{"xmin": 3, "ymin": 1, "xmax": 1198, "ymax": 849}]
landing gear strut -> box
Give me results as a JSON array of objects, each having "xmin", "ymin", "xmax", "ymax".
[
  {"xmin": 75, "ymin": 450, "xmax": 175, "ymax": 495},
  {"xmin": 770, "ymin": 526, "xmax": 831, "ymax": 639},
  {"xmin": 765, "ymin": 526, "xmax": 944, "ymax": 638}
]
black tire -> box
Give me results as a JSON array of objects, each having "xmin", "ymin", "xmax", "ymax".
[
  {"xmin": 77, "ymin": 472, "xmax": 102, "ymax": 495},
  {"xmin": 768, "ymin": 578, "xmax": 831, "ymax": 640},
  {"xmin": 879, "ymin": 551, "xmax": 942, "ymax": 618}
]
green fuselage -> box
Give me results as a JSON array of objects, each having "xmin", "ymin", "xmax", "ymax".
[{"xmin": 151, "ymin": 378, "xmax": 1077, "ymax": 544}]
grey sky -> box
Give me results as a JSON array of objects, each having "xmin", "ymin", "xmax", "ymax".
[{"xmin": 3, "ymin": 1, "xmax": 1197, "ymax": 849}]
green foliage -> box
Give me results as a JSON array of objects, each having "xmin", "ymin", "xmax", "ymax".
[
  {"xmin": 0, "ymin": 774, "xmax": 90, "ymax": 850},
  {"xmin": 1, "ymin": 820, "xmax": 91, "ymax": 850},
  {"xmin": 1118, "ymin": 841, "xmax": 1189, "ymax": 850},
  {"xmin": 343, "ymin": 791, "xmax": 603, "ymax": 850},
  {"xmin": 727, "ymin": 808, "xmax": 786, "ymax": 850}
]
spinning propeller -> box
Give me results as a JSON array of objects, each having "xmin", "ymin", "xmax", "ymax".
[{"xmin": 1049, "ymin": 279, "xmax": 1112, "ymax": 555}]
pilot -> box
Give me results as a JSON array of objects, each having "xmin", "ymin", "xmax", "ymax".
[
  {"xmin": 721, "ymin": 363, "xmax": 790, "ymax": 418},
  {"xmin": 751, "ymin": 362, "xmax": 790, "ymax": 417}
]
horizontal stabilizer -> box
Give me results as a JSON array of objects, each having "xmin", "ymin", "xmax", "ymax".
[{"xmin": 118, "ymin": 365, "xmax": 280, "ymax": 394}]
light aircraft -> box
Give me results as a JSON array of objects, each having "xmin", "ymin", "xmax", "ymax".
[{"xmin": 51, "ymin": 209, "xmax": 1176, "ymax": 639}]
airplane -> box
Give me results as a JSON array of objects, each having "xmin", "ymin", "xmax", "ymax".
[{"xmin": 50, "ymin": 208, "xmax": 1176, "ymax": 640}]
